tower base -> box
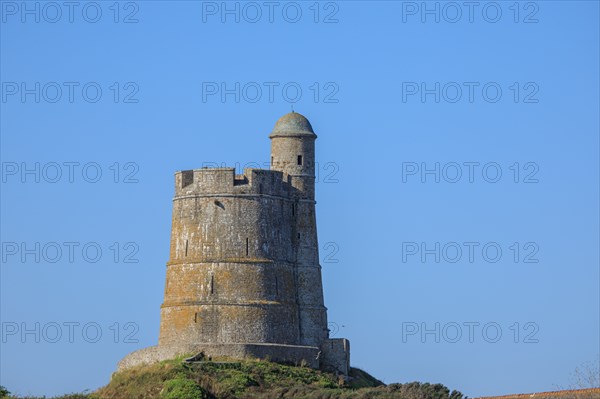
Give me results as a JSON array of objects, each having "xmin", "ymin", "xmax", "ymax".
[{"xmin": 116, "ymin": 339, "xmax": 350, "ymax": 375}]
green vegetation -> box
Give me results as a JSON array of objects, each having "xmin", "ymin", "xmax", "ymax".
[
  {"xmin": 161, "ymin": 377, "xmax": 208, "ymax": 399},
  {"xmin": 4, "ymin": 358, "xmax": 465, "ymax": 399}
]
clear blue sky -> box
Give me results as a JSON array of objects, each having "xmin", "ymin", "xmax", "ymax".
[{"xmin": 1, "ymin": 1, "xmax": 598, "ymax": 397}]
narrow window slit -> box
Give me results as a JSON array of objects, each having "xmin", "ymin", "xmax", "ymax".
[
  {"xmin": 246, "ymin": 238, "xmax": 249, "ymax": 256},
  {"xmin": 297, "ymin": 155, "xmax": 303, "ymax": 165}
]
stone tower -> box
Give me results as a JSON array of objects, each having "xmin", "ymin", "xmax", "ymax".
[{"xmin": 117, "ymin": 112, "xmax": 350, "ymax": 375}]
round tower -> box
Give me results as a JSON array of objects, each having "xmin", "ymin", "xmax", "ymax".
[
  {"xmin": 117, "ymin": 112, "xmax": 349, "ymax": 375},
  {"xmin": 269, "ymin": 112, "xmax": 316, "ymax": 199},
  {"xmin": 270, "ymin": 112, "xmax": 329, "ymax": 347}
]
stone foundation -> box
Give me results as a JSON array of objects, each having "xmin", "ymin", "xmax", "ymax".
[{"xmin": 117, "ymin": 343, "xmax": 320, "ymax": 372}]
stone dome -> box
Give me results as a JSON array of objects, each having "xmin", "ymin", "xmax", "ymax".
[{"xmin": 269, "ymin": 112, "xmax": 317, "ymax": 138}]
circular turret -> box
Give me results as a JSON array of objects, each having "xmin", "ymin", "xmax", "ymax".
[{"xmin": 269, "ymin": 112, "xmax": 317, "ymax": 199}]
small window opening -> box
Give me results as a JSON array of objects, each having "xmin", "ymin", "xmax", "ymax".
[
  {"xmin": 275, "ymin": 276, "xmax": 279, "ymax": 296},
  {"xmin": 210, "ymin": 275, "xmax": 214, "ymax": 294},
  {"xmin": 194, "ymin": 312, "xmax": 198, "ymax": 323},
  {"xmin": 297, "ymin": 155, "xmax": 303, "ymax": 165},
  {"xmin": 185, "ymin": 240, "xmax": 188, "ymax": 257},
  {"xmin": 246, "ymin": 238, "xmax": 249, "ymax": 256},
  {"xmin": 297, "ymin": 233, "xmax": 301, "ymax": 239},
  {"xmin": 271, "ymin": 156, "xmax": 274, "ymax": 166}
]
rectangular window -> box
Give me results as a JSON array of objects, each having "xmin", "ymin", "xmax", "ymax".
[
  {"xmin": 297, "ymin": 155, "xmax": 303, "ymax": 165},
  {"xmin": 246, "ymin": 238, "xmax": 249, "ymax": 256},
  {"xmin": 271, "ymin": 156, "xmax": 274, "ymax": 166},
  {"xmin": 185, "ymin": 240, "xmax": 188, "ymax": 257}
]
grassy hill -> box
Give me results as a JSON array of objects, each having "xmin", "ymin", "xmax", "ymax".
[{"xmin": 1, "ymin": 355, "xmax": 465, "ymax": 399}]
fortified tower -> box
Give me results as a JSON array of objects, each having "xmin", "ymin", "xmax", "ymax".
[{"xmin": 117, "ymin": 112, "xmax": 350, "ymax": 375}]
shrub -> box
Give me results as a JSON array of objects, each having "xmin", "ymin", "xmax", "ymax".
[{"xmin": 160, "ymin": 377, "xmax": 207, "ymax": 399}]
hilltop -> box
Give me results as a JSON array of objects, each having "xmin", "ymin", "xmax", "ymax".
[{"xmin": 2, "ymin": 356, "xmax": 465, "ymax": 399}]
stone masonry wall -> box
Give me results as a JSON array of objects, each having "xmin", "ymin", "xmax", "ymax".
[{"xmin": 159, "ymin": 167, "xmax": 303, "ymax": 347}]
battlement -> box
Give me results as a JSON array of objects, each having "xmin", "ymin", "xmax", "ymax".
[{"xmin": 175, "ymin": 167, "xmax": 292, "ymax": 198}]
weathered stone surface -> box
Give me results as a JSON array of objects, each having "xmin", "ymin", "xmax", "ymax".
[
  {"xmin": 118, "ymin": 112, "xmax": 350, "ymax": 375},
  {"xmin": 321, "ymin": 339, "xmax": 351, "ymax": 375},
  {"xmin": 117, "ymin": 343, "xmax": 320, "ymax": 372}
]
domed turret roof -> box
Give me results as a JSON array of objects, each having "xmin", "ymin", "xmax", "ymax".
[{"xmin": 269, "ymin": 112, "xmax": 317, "ymax": 138}]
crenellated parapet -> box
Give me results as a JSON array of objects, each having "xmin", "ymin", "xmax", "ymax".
[{"xmin": 175, "ymin": 167, "xmax": 295, "ymax": 199}]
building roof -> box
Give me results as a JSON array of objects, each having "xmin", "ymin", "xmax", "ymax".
[
  {"xmin": 473, "ymin": 388, "xmax": 600, "ymax": 399},
  {"xmin": 269, "ymin": 112, "xmax": 317, "ymax": 139}
]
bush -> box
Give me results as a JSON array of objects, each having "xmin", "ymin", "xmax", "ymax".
[
  {"xmin": 160, "ymin": 377, "xmax": 207, "ymax": 399},
  {"xmin": 386, "ymin": 382, "xmax": 464, "ymax": 399}
]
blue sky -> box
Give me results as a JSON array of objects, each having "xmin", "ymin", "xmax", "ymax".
[{"xmin": 1, "ymin": 1, "xmax": 598, "ymax": 397}]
